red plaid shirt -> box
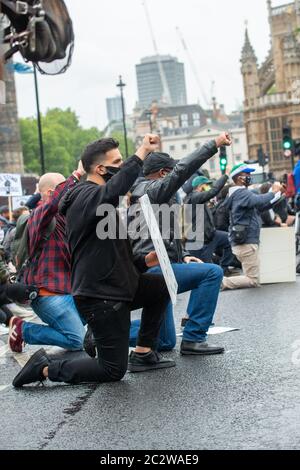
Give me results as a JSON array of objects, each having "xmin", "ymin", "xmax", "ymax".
[{"xmin": 25, "ymin": 175, "xmax": 79, "ymax": 294}]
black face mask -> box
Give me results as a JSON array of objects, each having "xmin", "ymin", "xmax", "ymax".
[
  {"xmin": 245, "ymin": 176, "xmax": 252, "ymax": 187},
  {"xmin": 241, "ymin": 176, "xmax": 252, "ymax": 187},
  {"xmin": 102, "ymin": 166, "xmax": 121, "ymax": 182}
]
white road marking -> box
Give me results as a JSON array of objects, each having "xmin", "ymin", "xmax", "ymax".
[
  {"xmin": 0, "ymin": 326, "xmax": 9, "ymax": 336},
  {"xmin": 0, "ymin": 342, "xmax": 30, "ymax": 367},
  {"xmin": 0, "ymin": 344, "xmax": 9, "ymax": 357},
  {"xmin": 12, "ymin": 352, "xmax": 30, "ymax": 368}
]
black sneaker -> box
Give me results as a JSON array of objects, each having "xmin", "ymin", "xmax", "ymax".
[
  {"xmin": 128, "ymin": 351, "xmax": 176, "ymax": 373},
  {"xmin": 84, "ymin": 325, "xmax": 97, "ymax": 358},
  {"xmin": 13, "ymin": 348, "xmax": 50, "ymax": 388},
  {"xmin": 180, "ymin": 341, "xmax": 225, "ymax": 356},
  {"xmin": 181, "ymin": 317, "xmax": 189, "ymax": 329}
]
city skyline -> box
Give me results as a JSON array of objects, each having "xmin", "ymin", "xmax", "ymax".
[{"xmin": 14, "ymin": 0, "xmax": 287, "ymax": 130}]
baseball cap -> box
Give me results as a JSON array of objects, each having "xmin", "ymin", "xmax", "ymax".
[
  {"xmin": 230, "ymin": 163, "xmax": 255, "ymax": 180},
  {"xmin": 143, "ymin": 152, "xmax": 176, "ymax": 176},
  {"xmin": 192, "ymin": 176, "xmax": 213, "ymax": 188}
]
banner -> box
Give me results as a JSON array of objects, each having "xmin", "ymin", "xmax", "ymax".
[
  {"xmin": 12, "ymin": 196, "xmax": 32, "ymax": 211},
  {"xmin": 0, "ymin": 174, "xmax": 22, "ymax": 197}
]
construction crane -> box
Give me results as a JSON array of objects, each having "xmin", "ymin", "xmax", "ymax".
[
  {"xmin": 142, "ymin": 0, "xmax": 172, "ymax": 105},
  {"xmin": 211, "ymin": 80, "xmax": 216, "ymax": 102},
  {"xmin": 176, "ymin": 26, "xmax": 211, "ymax": 108}
]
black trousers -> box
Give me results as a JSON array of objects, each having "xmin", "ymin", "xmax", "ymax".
[
  {"xmin": 0, "ymin": 305, "xmax": 13, "ymax": 327},
  {"xmin": 48, "ymin": 273, "xmax": 170, "ymax": 385}
]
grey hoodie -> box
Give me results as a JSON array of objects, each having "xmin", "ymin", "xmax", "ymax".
[{"xmin": 227, "ymin": 186, "xmax": 275, "ymax": 246}]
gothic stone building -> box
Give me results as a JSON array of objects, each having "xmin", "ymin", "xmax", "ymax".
[
  {"xmin": 241, "ymin": 0, "xmax": 300, "ymax": 176},
  {"xmin": 0, "ymin": 59, "xmax": 24, "ymax": 174}
]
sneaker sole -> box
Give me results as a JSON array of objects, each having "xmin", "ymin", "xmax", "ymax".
[
  {"xmin": 13, "ymin": 349, "xmax": 47, "ymax": 388},
  {"xmin": 128, "ymin": 361, "xmax": 176, "ymax": 373},
  {"xmin": 180, "ymin": 349, "xmax": 225, "ymax": 356}
]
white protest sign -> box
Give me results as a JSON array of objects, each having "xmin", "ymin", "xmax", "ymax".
[
  {"xmin": 12, "ymin": 196, "xmax": 32, "ymax": 211},
  {"xmin": 140, "ymin": 194, "xmax": 178, "ymax": 306},
  {"xmin": 0, "ymin": 174, "xmax": 22, "ymax": 197},
  {"xmin": 0, "ymin": 81, "xmax": 5, "ymax": 105}
]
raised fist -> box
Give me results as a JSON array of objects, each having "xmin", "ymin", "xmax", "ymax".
[{"xmin": 215, "ymin": 132, "xmax": 232, "ymax": 148}]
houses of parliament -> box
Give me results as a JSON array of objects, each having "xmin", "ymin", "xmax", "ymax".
[{"xmin": 241, "ymin": 0, "xmax": 300, "ymax": 175}]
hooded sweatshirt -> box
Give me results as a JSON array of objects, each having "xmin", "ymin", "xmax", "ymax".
[
  {"xmin": 59, "ymin": 155, "xmax": 143, "ymax": 302},
  {"xmin": 227, "ymin": 186, "xmax": 275, "ymax": 246}
]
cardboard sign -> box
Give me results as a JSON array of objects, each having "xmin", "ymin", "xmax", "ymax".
[
  {"xmin": 12, "ymin": 195, "xmax": 32, "ymax": 211},
  {"xmin": 140, "ymin": 194, "xmax": 178, "ymax": 305},
  {"xmin": 0, "ymin": 81, "xmax": 5, "ymax": 105},
  {"xmin": 0, "ymin": 174, "xmax": 22, "ymax": 197}
]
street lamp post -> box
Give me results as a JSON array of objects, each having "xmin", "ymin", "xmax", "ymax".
[
  {"xmin": 33, "ymin": 64, "xmax": 45, "ymax": 175},
  {"xmin": 145, "ymin": 110, "xmax": 153, "ymax": 133},
  {"xmin": 116, "ymin": 75, "xmax": 128, "ymax": 159}
]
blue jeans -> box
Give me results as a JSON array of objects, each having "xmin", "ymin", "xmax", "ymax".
[
  {"xmin": 22, "ymin": 295, "xmax": 85, "ymax": 351},
  {"xmin": 130, "ymin": 263, "xmax": 223, "ymax": 350}
]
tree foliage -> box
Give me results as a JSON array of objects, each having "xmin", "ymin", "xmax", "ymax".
[
  {"xmin": 110, "ymin": 131, "xmax": 135, "ymax": 160},
  {"xmin": 20, "ymin": 108, "xmax": 135, "ymax": 176}
]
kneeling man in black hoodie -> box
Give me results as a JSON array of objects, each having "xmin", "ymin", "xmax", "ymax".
[{"xmin": 13, "ymin": 135, "xmax": 175, "ymax": 388}]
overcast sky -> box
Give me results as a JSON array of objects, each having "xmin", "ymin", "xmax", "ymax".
[{"xmin": 14, "ymin": 0, "xmax": 286, "ymax": 130}]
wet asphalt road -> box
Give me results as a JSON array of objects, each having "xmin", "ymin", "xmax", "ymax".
[{"xmin": 1, "ymin": 280, "xmax": 300, "ymax": 450}]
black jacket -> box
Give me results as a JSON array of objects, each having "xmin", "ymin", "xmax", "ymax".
[
  {"xmin": 213, "ymin": 199, "xmax": 230, "ymax": 232},
  {"xmin": 184, "ymin": 175, "xmax": 228, "ymax": 244},
  {"xmin": 59, "ymin": 155, "xmax": 143, "ymax": 302},
  {"xmin": 128, "ymin": 140, "xmax": 218, "ymax": 267},
  {"xmin": 273, "ymin": 196, "xmax": 294, "ymax": 223},
  {"xmin": 26, "ymin": 193, "xmax": 42, "ymax": 210},
  {"xmin": 260, "ymin": 208, "xmax": 278, "ymax": 227}
]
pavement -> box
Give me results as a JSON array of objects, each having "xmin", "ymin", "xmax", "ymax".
[{"xmin": 1, "ymin": 280, "xmax": 300, "ymax": 450}]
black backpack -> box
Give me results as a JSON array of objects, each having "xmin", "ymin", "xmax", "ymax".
[{"xmin": 213, "ymin": 200, "xmax": 230, "ymax": 232}]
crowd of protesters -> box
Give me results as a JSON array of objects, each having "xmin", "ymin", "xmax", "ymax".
[{"xmin": 0, "ymin": 131, "xmax": 296, "ymax": 388}]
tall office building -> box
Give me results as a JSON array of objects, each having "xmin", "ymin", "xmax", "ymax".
[
  {"xmin": 106, "ymin": 96, "xmax": 124, "ymax": 123},
  {"xmin": 136, "ymin": 55, "xmax": 187, "ymax": 108}
]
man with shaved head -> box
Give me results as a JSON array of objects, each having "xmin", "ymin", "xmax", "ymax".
[
  {"xmin": 8, "ymin": 162, "xmax": 86, "ymax": 354},
  {"xmin": 38, "ymin": 173, "xmax": 66, "ymax": 197}
]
